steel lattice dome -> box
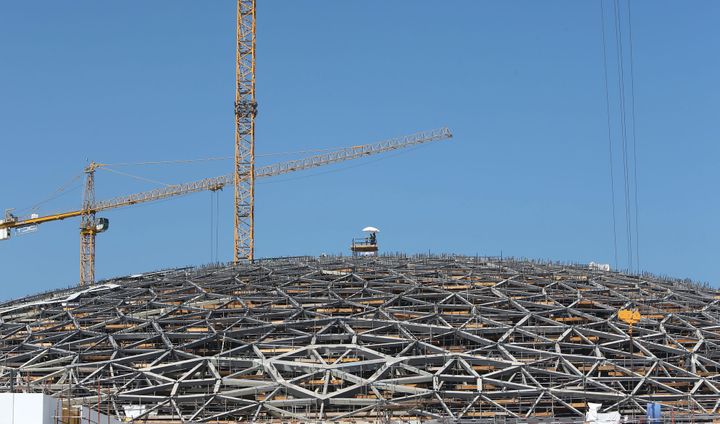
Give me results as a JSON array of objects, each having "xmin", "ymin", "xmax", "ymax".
[{"xmin": 1, "ymin": 255, "xmax": 719, "ymax": 422}]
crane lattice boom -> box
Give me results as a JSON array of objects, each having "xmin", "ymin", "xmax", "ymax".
[{"xmin": 1, "ymin": 128, "xmax": 452, "ymax": 231}]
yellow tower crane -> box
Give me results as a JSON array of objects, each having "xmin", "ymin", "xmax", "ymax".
[
  {"xmin": 0, "ymin": 128, "xmax": 452, "ymax": 286},
  {"xmin": 79, "ymin": 162, "xmax": 107, "ymax": 287},
  {"xmin": 234, "ymin": 0, "xmax": 257, "ymax": 264}
]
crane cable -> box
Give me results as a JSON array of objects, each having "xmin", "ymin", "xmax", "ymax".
[
  {"xmin": 99, "ymin": 167, "xmax": 171, "ymax": 187},
  {"xmin": 612, "ymin": 0, "xmax": 634, "ymax": 272},
  {"xmin": 18, "ymin": 173, "xmax": 84, "ymax": 214},
  {"xmin": 616, "ymin": 0, "xmax": 641, "ymax": 273},
  {"xmin": 627, "ymin": 0, "xmax": 641, "ymax": 271},
  {"xmin": 106, "ymin": 157, "xmax": 231, "ymax": 167},
  {"xmin": 601, "ymin": 0, "xmax": 641, "ymax": 273},
  {"xmin": 101, "ymin": 141, "xmax": 429, "ymax": 188},
  {"xmin": 209, "ymin": 190, "xmax": 220, "ymax": 263},
  {"xmin": 600, "ymin": 0, "xmax": 620, "ymax": 270},
  {"xmin": 101, "ymin": 146, "xmax": 357, "ymax": 168}
]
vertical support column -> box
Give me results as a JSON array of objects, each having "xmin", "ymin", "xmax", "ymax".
[
  {"xmin": 79, "ymin": 229, "xmax": 96, "ymax": 286},
  {"xmin": 234, "ymin": 0, "xmax": 257, "ymax": 263},
  {"xmin": 80, "ymin": 164, "xmax": 97, "ymax": 286}
]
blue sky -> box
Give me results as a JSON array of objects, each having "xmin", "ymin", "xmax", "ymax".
[{"xmin": 0, "ymin": 1, "xmax": 718, "ymax": 299}]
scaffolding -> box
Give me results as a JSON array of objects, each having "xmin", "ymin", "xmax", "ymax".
[{"xmin": 1, "ymin": 255, "xmax": 720, "ymax": 422}]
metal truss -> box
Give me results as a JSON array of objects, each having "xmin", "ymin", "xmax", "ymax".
[
  {"xmin": 1, "ymin": 256, "xmax": 720, "ymax": 422},
  {"xmin": 233, "ymin": 0, "xmax": 257, "ymax": 264}
]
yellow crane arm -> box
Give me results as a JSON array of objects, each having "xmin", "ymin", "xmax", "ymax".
[
  {"xmin": 257, "ymin": 127, "xmax": 451, "ymax": 178},
  {"xmin": 1, "ymin": 210, "xmax": 86, "ymax": 228},
  {"xmin": 1, "ymin": 127, "xmax": 452, "ymax": 231}
]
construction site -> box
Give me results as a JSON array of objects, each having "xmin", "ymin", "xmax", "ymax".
[
  {"xmin": 1, "ymin": 256, "xmax": 720, "ymax": 423},
  {"xmin": 1, "ymin": 1, "xmax": 717, "ymax": 423}
]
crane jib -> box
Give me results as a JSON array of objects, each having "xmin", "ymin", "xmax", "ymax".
[{"xmin": 1, "ymin": 127, "xmax": 452, "ymax": 231}]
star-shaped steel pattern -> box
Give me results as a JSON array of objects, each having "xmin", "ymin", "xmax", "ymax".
[{"xmin": 1, "ymin": 256, "xmax": 719, "ymax": 422}]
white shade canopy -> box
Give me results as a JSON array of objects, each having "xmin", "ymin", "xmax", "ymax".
[{"xmin": 362, "ymin": 226, "xmax": 380, "ymax": 233}]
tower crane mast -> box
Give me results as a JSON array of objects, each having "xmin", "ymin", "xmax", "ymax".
[
  {"xmin": 80, "ymin": 162, "xmax": 100, "ymax": 286},
  {"xmin": 234, "ymin": 0, "xmax": 257, "ymax": 264}
]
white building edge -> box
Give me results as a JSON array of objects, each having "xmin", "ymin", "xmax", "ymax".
[{"xmin": 0, "ymin": 393, "xmax": 121, "ymax": 424}]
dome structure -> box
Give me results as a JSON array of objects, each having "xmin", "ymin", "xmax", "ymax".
[{"xmin": 0, "ymin": 255, "xmax": 719, "ymax": 422}]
